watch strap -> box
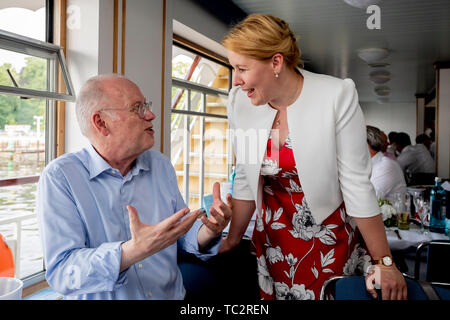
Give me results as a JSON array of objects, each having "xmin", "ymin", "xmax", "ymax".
[{"xmin": 373, "ymin": 256, "xmax": 393, "ymax": 266}]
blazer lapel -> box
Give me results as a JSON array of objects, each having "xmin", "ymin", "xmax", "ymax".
[{"xmin": 232, "ymin": 95, "xmax": 277, "ymax": 201}]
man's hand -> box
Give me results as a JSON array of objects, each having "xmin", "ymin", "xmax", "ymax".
[
  {"xmin": 120, "ymin": 205, "xmax": 202, "ymax": 271},
  {"xmin": 218, "ymin": 236, "xmax": 236, "ymax": 253},
  {"xmin": 365, "ymin": 264, "xmax": 408, "ymax": 300},
  {"xmin": 198, "ymin": 182, "xmax": 232, "ymax": 248}
]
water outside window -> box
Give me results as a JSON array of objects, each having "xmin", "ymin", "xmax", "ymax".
[{"xmin": 0, "ymin": 4, "xmax": 46, "ymax": 279}]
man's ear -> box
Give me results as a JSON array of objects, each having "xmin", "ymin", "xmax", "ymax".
[
  {"xmin": 271, "ymin": 53, "xmax": 284, "ymax": 75},
  {"xmin": 92, "ymin": 112, "xmax": 110, "ymax": 136}
]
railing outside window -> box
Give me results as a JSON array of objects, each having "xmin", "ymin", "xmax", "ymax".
[
  {"xmin": 171, "ymin": 43, "xmax": 232, "ymax": 209},
  {"xmin": 0, "ymin": 5, "xmax": 74, "ymax": 285}
]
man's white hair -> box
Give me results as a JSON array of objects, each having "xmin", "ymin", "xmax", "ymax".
[{"xmin": 75, "ymin": 73, "xmax": 127, "ymax": 137}]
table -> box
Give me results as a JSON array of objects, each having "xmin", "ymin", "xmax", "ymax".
[{"xmin": 386, "ymin": 224, "xmax": 449, "ymax": 251}]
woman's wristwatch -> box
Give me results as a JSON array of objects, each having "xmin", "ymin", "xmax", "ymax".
[{"xmin": 373, "ymin": 255, "xmax": 394, "ymax": 267}]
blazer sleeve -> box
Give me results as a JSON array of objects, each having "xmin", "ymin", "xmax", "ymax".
[
  {"xmin": 334, "ymin": 79, "xmax": 380, "ymax": 218},
  {"xmin": 227, "ymin": 86, "xmax": 255, "ymax": 201}
]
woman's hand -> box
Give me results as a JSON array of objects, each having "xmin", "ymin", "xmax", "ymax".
[
  {"xmin": 354, "ymin": 215, "xmax": 407, "ymax": 300},
  {"xmin": 365, "ymin": 264, "xmax": 408, "ymax": 300}
]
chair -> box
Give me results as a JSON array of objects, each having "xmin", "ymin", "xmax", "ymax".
[
  {"xmin": 0, "ymin": 234, "xmax": 15, "ymax": 277},
  {"xmin": 409, "ymin": 173, "xmax": 436, "ymax": 186},
  {"xmin": 178, "ymin": 238, "xmax": 259, "ymax": 301},
  {"xmin": 178, "ymin": 252, "xmax": 220, "ymax": 301},
  {"xmin": 320, "ymin": 275, "xmax": 450, "ymax": 300},
  {"xmin": 320, "ymin": 276, "xmax": 374, "ymax": 300},
  {"xmin": 414, "ymin": 240, "xmax": 450, "ymax": 284}
]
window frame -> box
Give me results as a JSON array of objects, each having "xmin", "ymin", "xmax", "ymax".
[
  {"xmin": 171, "ymin": 39, "xmax": 233, "ymax": 208},
  {"xmin": 0, "ymin": 29, "xmax": 75, "ymax": 102},
  {"xmin": 0, "ymin": 1, "xmax": 70, "ymax": 288}
]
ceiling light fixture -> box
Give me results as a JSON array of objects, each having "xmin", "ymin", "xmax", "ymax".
[
  {"xmin": 377, "ymin": 97, "xmax": 390, "ymax": 104},
  {"xmin": 369, "ymin": 69, "xmax": 391, "ymax": 84},
  {"xmin": 374, "ymin": 85, "xmax": 391, "ymax": 96},
  {"xmin": 357, "ymin": 48, "xmax": 389, "ymax": 63},
  {"xmin": 368, "ymin": 62, "xmax": 390, "ymax": 68},
  {"xmin": 342, "ymin": 0, "xmax": 381, "ymax": 9}
]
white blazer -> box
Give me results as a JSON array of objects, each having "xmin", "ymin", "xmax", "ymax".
[{"xmin": 227, "ymin": 69, "xmax": 380, "ymax": 225}]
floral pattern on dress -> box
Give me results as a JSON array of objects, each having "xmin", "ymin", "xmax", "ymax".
[
  {"xmin": 275, "ymin": 282, "xmax": 315, "ymax": 300},
  {"xmin": 252, "ymin": 133, "xmax": 366, "ymax": 300},
  {"xmin": 261, "ymin": 158, "xmax": 282, "ymax": 176},
  {"xmin": 342, "ymin": 243, "xmax": 373, "ymax": 276},
  {"xmin": 257, "ymin": 255, "xmax": 274, "ymax": 295}
]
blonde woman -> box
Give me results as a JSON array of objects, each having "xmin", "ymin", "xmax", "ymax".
[{"xmin": 220, "ymin": 14, "xmax": 406, "ymax": 300}]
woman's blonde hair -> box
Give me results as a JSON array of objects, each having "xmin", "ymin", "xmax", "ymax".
[{"xmin": 223, "ymin": 13, "xmax": 303, "ymax": 69}]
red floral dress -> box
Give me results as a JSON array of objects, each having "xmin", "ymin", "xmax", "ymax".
[{"xmin": 252, "ymin": 134, "xmax": 372, "ymax": 300}]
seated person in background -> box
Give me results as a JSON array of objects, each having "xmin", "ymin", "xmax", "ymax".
[
  {"xmin": 386, "ymin": 131, "xmax": 398, "ymax": 159},
  {"xmin": 416, "ymin": 133, "xmax": 433, "ymax": 154},
  {"xmin": 395, "ymin": 132, "xmax": 435, "ymax": 184},
  {"xmin": 424, "ymin": 126, "xmax": 436, "ymax": 159},
  {"xmin": 380, "ymin": 130, "xmax": 396, "ymax": 160},
  {"xmin": 367, "ymin": 126, "xmax": 406, "ymax": 203},
  {"xmin": 416, "ymin": 133, "xmax": 432, "ymax": 148},
  {"xmin": 37, "ymin": 74, "xmax": 231, "ymax": 300},
  {"xmin": 428, "ymin": 131, "xmax": 436, "ymax": 160}
]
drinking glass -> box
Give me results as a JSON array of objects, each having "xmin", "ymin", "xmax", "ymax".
[
  {"xmin": 412, "ymin": 190, "xmax": 424, "ymax": 222},
  {"xmin": 419, "ymin": 201, "xmax": 430, "ymax": 236},
  {"xmin": 401, "ymin": 193, "xmax": 411, "ymax": 230}
]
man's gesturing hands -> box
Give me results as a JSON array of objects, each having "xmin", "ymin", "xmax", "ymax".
[
  {"xmin": 120, "ymin": 205, "xmax": 202, "ymax": 271},
  {"xmin": 120, "ymin": 182, "xmax": 232, "ymax": 271}
]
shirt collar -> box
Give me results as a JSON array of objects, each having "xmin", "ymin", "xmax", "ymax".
[
  {"xmin": 130, "ymin": 151, "xmax": 151, "ymax": 176},
  {"xmin": 86, "ymin": 144, "xmax": 151, "ymax": 179},
  {"xmin": 86, "ymin": 144, "xmax": 114, "ymax": 179},
  {"xmin": 371, "ymin": 151, "xmax": 384, "ymax": 165}
]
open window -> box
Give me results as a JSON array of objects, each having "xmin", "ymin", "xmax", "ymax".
[
  {"xmin": 0, "ymin": 29, "xmax": 75, "ymax": 102},
  {"xmin": 0, "ymin": 2, "xmax": 73, "ymax": 287}
]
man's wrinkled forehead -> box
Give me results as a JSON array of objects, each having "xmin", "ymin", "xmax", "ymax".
[{"xmin": 102, "ymin": 78, "xmax": 143, "ymax": 105}]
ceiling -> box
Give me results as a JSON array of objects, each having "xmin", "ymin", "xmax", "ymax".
[
  {"xmin": 194, "ymin": 0, "xmax": 450, "ymax": 103},
  {"xmin": 0, "ymin": 0, "xmax": 44, "ymax": 11}
]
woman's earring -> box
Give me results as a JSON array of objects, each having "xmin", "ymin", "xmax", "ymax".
[{"xmin": 275, "ymin": 73, "xmax": 279, "ymax": 78}]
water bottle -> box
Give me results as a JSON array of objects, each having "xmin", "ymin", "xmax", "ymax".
[
  {"xmin": 429, "ymin": 177, "xmax": 447, "ymax": 233},
  {"xmin": 230, "ymin": 166, "xmax": 236, "ymax": 196},
  {"xmin": 220, "ymin": 167, "xmax": 235, "ymax": 203}
]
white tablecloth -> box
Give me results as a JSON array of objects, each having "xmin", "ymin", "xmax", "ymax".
[{"xmin": 386, "ymin": 224, "xmax": 449, "ymax": 251}]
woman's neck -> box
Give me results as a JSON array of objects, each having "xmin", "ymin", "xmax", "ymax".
[{"xmin": 269, "ymin": 68, "xmax": 303, "ymax": 110}]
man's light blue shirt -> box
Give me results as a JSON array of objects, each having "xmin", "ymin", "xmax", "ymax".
[{"xmin": 37, "ymin": 144, "xmax": 221, "ymax": 300}]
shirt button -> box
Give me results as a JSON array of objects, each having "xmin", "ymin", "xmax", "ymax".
[
  {"xmin": 138, "ymin": 264, "xmax": 143, "ymax": 269},
  {"xmin": 148, "ymin": 291, "xmax": 152, "ymax": 297}
]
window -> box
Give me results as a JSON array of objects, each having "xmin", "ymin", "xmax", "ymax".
[
  {"xmin": 0, "ymin": 3, "xmax": 73, "ymax": 285},
  {"xmin": 0, "ymin": 30, "xmax": 75, "ymax": 101},
  {"xmin": 171, "ymin": 41, "xmax": 232, "ymax": 209}
]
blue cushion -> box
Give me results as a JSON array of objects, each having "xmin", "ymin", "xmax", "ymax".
[
  {"xmin": 335, "ymin": 277, "xmax": 450, "ymax": 300},
  {"xmin": 178, "ymin": 261, "xmax": 218, "ymax": 295},
  {"xmin": 434, "ymin": 286, "xmax": 450, "ymax": 300}
]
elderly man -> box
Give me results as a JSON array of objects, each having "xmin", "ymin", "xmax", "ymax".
[
  {"xmin": 367, "ymin": 126, "xmax": 406, "ymax": 203},
  {"xmin": 37, "ymin": 74, "xmax": 231, "ymax": 300}
]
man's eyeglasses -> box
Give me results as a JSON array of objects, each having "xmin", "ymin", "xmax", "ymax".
[{"xmin": 100, "ymin": 100, "xmax": 153, "ymax": 119}]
